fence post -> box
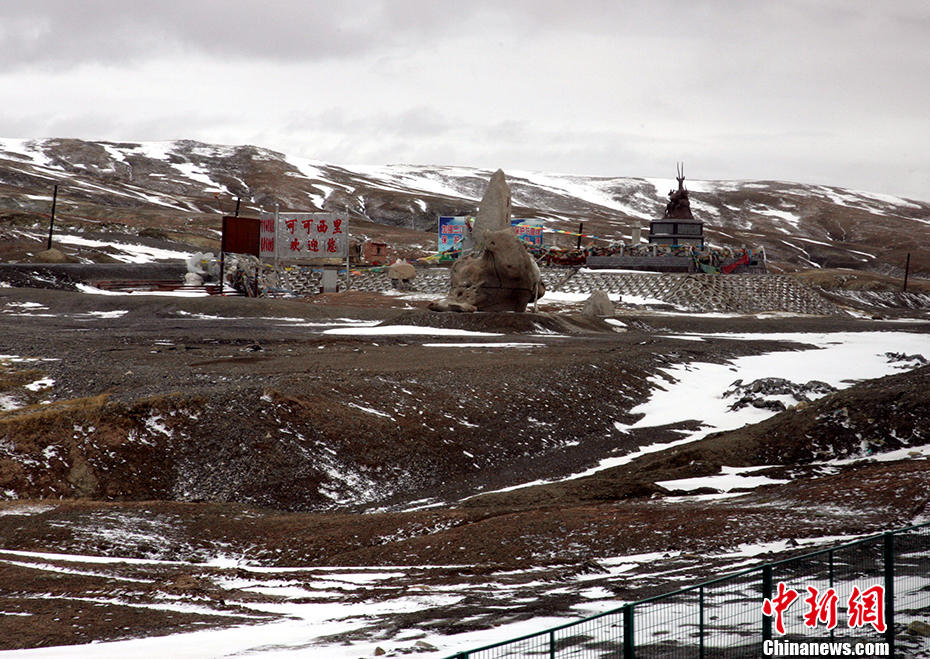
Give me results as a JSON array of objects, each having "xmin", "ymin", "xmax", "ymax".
[
  {"xmin": 762, "ymin": 564, "xmax": 773, "ymax": 644},
  {"xmin": 828, "ymin": 549, "xmax": 835, "ymax": 643},
  {"xmin": 884, "ymin": 532, "xmax": 895, "ymax": 654},
  {"xmin": 699, "ymin": 585, "xmax": 705, "ymax": 659},
  {"xmin": 623, "ymin": 604, "xmax": 634, "ymax": 659},
  {"xmin": 549, "ymin": 629, "xmax": 555, "ymax": 659}
]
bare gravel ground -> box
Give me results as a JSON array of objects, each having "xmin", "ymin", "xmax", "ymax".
[{"xmin": 1, "ymin": 284, "xmax": 930, "ymax": 652}]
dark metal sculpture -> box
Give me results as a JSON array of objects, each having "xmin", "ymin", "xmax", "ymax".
[{"xmin": 664, "ymin": 162, "xmax": 693, "ymax": 219}]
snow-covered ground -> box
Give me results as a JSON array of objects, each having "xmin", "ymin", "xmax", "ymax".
[
  {"xmin": 2, "ymin": 520, "xmax": 916, "ymax": 659},
  {"xmin": 323, "ymin": 325, "xmax": 501, "ymax": 337},
  {"xmin": 621, "ymin": 330, "xmax": 930, "ymax": 438},
  {"xmin": 50, "ymin": 235, "xmax": 192, "ymax": 264},
  {"xmin": 2, "ymin": 302, "xmax": 929, "ymax": 656},
  {"xmin": 542, "ymin": 290, "xmax": 673, "ymax": 307},
  {"xmin": 77, "ymin": 284, "xmax": 210, "ymax": 297},
  {"xmin": 420, "ymin": 342, "xmax": 545, "ymax": 349},
  {"xmin": 467, "ymin": 330, "xmax": 930, "ymax": 498}
]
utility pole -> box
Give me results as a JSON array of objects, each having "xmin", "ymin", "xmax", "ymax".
[
  {"xmin": 273, "ymin": 203, "xmax": 280, "ymax": 274},
  {"xmin": 345, "ymin": 203, "xmax": 351, "ymax": 292},
  {"xmin": 46, "ymin": 184, "xmax": 59, "ymax": 250},
  {"xmin": 234, "ymin": 196, "xmax": 241, "ymax": 218}
]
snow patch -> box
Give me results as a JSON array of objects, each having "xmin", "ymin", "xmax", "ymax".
[
  {"xmin": 421, "ymin": 342, "xmax": 544, "ymax": 348},
  {"xmin": 24, "ymin": 377, "xmax": 54, "ymax": 392},
  {"xmin": 54, "ymin": 235, "xmax": 192, "ymax": 264},
  {"xmin": 323, "ymin": 325, "xmax": 501, "ymax": 337}
]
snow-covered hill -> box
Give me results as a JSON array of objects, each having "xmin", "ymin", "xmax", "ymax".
[{"xmin": 1, "ymin": 137, "xmax": 928, "ymax": 274}]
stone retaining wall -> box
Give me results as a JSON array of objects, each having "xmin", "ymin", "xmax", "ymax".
[{"xmin": 262, "ymin": 265, "xmax": 844, "ymax": 315}]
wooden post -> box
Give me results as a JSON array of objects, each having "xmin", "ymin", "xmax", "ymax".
[
  {"xmin": 903, "ymin": 252, "xmax": 911, "ymax": 292},
  {"xmin": 219, "ymin": 216, "xmax": 226, "ymax": 296},
  {"xmin": 223, "ymin": 198, "xmax": 240, "ymax": 295},
  {"xmin": 576, "ymin": 222, "xmax": 583, "ymax": 250},
  {"xmin": 273, "ymin": 204, "xmax": 280, "ymax": 274},
  {"xmin": 46, "ymin": 184, "xmax": 58, "ymax": 250},
  {"xmin": 345, "ymin": 205, "xmax": 351, "ymax": 292}
]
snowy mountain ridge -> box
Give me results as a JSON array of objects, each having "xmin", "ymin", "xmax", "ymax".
[{"xmin": 1, "ymin": 137, "xmax": 928, "ymax": 274}]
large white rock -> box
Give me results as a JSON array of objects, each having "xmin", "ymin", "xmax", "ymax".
[
  {"xmin": 184, "ymin": 272, "xmax": 204, "ymax": 286},
  {"xmin": 387, "ymin": 260, "xmax": 416, "ymax": 281},
  {"xmin": 470, "ymin": 169, "xmax": 512, "ymax": 248},
  {"xmin": 582, "ymin": 289, "xmax": 615, "ymax": 316}
]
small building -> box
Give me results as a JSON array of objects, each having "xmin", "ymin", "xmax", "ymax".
[{"xmin": 362, "ymin": 240, "xmax": 395, "ymax": 266}]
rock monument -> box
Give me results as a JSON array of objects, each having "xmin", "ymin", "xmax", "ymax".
[
  {"xmin": 429, "ymin": 170, "xmax": 545, "ymax": 312},
  {"xmin": 469, "ymin": 169, "xmax": 512, "ymax": 248}
]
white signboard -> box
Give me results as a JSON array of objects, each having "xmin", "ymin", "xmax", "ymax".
[{"xmin": 261, "ymin": 212, "xmax": 349, "ymax": 263}]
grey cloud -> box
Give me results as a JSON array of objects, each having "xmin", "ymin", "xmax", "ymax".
[
  {"xmin": 0, "ymin": 0, "xmax": 538, "ymax": 69},
  {"xmin": 1, "ymin": 1, "xmax": 928, "ymax": 200},
  {"xmin": 0, "ymin": 1, "xmax": 405, "ymax": 69},
  {"xmin": 3, "ymin": 0, "xmax": 929, "ymax": 117},
  {"xmin": 3, "ymin": 1, "xmax": 928, "ymax": 64}
]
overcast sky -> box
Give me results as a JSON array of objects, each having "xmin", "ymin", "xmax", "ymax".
[{"xmin": 2, "ymin": 1, "xmax": 928, "ymax": 200}]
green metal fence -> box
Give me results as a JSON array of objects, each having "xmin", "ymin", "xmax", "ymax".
[{"xmin": 448, "ymin": 521, "xmax": 930, "ymax": 658}]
